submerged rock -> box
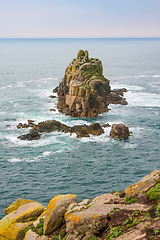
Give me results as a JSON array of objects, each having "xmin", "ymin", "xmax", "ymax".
[{"xmin": 56, "ymin": 50, "xmax": 127, "ymax": 118}]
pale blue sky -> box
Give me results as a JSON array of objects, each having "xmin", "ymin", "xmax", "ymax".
[{"xmin": 0, "ymin": 0, "xmax": 160, "ymax": 38}]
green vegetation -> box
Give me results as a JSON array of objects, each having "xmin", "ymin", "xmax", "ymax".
[
  {"xmin": 106, "ymin": 227, "xmax": 122, "ymax": 239},
  {"xmin": 123, "ymin": 211, "xmax": 141, "ymax": 228},
  {"xmin": 147, "ymin": 183, "xmax": 160, "ymax": 200},
  {"xmin": 24, "ymin": 227, "xmax": 31, "ymax": 235},
  {"xmin": 156, "ymin": 203, "xmax": 160, "ymax": 216},
  {"xmin": 154, "ymin": 228, "xmax": 160, "ymax": 234},
  {"xmin": 87, "ymin": 236, "xmax": 99, "ymax": 240},
  {"xmin": 124, "ymin": 196, "xmax": 137, "ymax": 204}
]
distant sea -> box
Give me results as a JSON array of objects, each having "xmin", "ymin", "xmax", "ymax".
[{"xmin": 0, "ymin": 38, "xmax": 160, "ymax": 218}]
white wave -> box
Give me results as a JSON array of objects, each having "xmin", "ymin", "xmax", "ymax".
[
  {"xmin": 42, "ymin": 151, "xmax": 52, "ymax": 157},
  {"xmin": 111, "ymin": 84, "xmax": 145, "ymax": 91},
  {"xmin": 8, "ymin": 158, "xmax": 22, "ymax": 163},
  {"xmin": 8, "ymin": 156, "xmax": 41, "ymax": 163},
  {"xmin": 126, "ymin": 92, "xmax": 160, "ymax": 107},
  {"xmin": 17, "ymin": 82, "xmax": 25, "ymax": 87},
  {"xmin": 0, "ymin": 84, "xmax": 12, "ymax": 90}
]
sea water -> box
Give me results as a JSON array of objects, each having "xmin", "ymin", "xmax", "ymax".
[{"xmin": 0, "ymin": 38, "xmax": 160, "ymax": 218}]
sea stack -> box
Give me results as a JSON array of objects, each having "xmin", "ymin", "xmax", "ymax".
[{"xmin": 57, "ymin": 50, "xmax": 111, "ymax": 118}]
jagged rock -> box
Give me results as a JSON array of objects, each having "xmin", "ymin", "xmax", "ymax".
[
  {"xmin": 17, "ymin": 120, "xmax": 35, "ymax": 129},
  {"xmin": 49, "ymin": 108, "xmax": 56, "ymax": 111},
  {"xmin": 0, "ymin": 202, "xmax": 45, "ymax": 239},
  {"xmin": 110, "ymin": 123, "xmax": 130, "ymax": 138},
  {"xmin": 43, "ymin": 194, "xmax": 77, "ymax": 235},
  {"xmin": 4, "ymin": 198, "xmax": 34, "ymax": 215},
  {"xmin": 125, "ymin": 169, "xmax": 160, "ymax": 197},
  {"xmin": 17, "ymin": 120, "xmax": 105, "ymax": 140},
  {"xmin": 57, "ymin": 50, "xmax": 127, "ymax": 118},
  {"xmin": 53, "ymin": 86, "xmax": 58, "ymax": 93}
]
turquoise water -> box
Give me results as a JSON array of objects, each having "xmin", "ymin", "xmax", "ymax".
[{"xmin": 0, "ymin": 38, "xmax": 160, "ymax": 218}]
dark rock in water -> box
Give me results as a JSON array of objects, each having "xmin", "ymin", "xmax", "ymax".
[
  {"xmin": 18, "ymin": 130, "xmax": 41, "ymax": 140},
  {"xmin": 50, "ymin": 108, "xmax": 56, "ymax": 111},
  {"xmin": 49, "ymin": 95, "xmax": 57, "ymax": 98},
  {"xmin": 110, "ymin": 123, "xmax": 130, "ymax": 138},
  {"xmin": 5, "ymin": 125, "xmax": 11, "ymax": 128},
  {"xmin": 17, "ymin": 120, "xmax": 35, "ymax": 129},
  {"xmin": 17, "ymin": 120, "xmax": 105, "ymax": 140},
  {"xmin": 53, "ymin": 86, "xmax": 58, "ymax": 93},
  {"xmin": 56, "ymin": 50, "xmax": 127, "ymax": 118},
  {"xmin": 101, "ymin": 123, "xmax": 111, "ymax": 128}
]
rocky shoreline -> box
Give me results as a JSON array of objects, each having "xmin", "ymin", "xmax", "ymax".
[{"xmin": 0, "ymin": 170, "xmax": 160, "ymax": 240}]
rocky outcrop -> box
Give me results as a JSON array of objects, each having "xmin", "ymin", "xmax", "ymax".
[
  {"xmin": 125, "ymin": 169, "xmax": 160, "ymax": 197},
  {"xmin": 57, "ymin": 50, "xmax": 127, "ymax": 118},
  {"xmin": 1, "ymin": 170, "xmax": 160, "ymax": 240},
  {"xmin": 110, "ymin": 123, "xmax": 131, "ymax": 138},
  {"xmin": 0, "ymin": 201, "xmax": 46, "ymax": 239},
  {"xmin": 17, "ymin": 120, "xmax": 106, "ymax": 140}
]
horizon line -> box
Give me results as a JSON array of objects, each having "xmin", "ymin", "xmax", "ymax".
[{"xmin": 0, "ymin": 37, "xmax": 160, "ymax": 40}]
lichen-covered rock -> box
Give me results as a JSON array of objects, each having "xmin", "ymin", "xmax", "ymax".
[
  {"xmin": 1, "ymin": 222, "xmax": 32, "ymax": 240},
  {"xmin": 65, "ymin": 193, "xmax": 148, "ymax": 235},
  {"xmin": 57, "ymin": 50, "xmax": 127, "ymax": 118},
  {"xmin": 43, "ymin": 194, "xmax": 77, "ymax": 235},
  {"xmin": 110, "ymin": 123, "xmax": 130, "ymax": 138},
  {"xmin": 125, "ymin": 169, "xmax": 160, "ymax": 197},
  {"xmin": 4, "ymin": 198, "xmax": 34, "ymax": 215},
  {"xmin": 0, "ymin": 202, "xmax": 45, "ymax": 239}
]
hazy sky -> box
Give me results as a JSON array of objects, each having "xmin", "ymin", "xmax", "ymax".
[{"xmin": 0, "ymin": 0, "xmax": 160, "ymax": 38}]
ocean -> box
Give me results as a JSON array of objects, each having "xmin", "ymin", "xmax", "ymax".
[{"xmin": 0, "ymin": 38, "xmax": 160, "ymax": 218}]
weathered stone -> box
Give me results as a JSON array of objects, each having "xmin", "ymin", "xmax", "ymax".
[
  {"xmin": 56, "ymin": 50, "xmax": 127, "ymax": 118},
  {"xmin": 110, "ymin": 123, "xmax": 130, "ymax": 138},
  {"xmin": 24, "ymin": 229, "xmax": 39, "ymax": 240},
  {"xmin": 4, "ymin": 198, "xmax": 34, "ymax": 215},
  {"xmin": 65, "ymin": 192, "xmax": 150, "ymax": 235},
  {"xmin": 125, "ymin": 169, "xmax": 160, "ymax": 197},
  {"xmin": 0, "ymin": 202, "xmax": 45, "ymax": 238},
  {"xmin": 43, "ymin": 194, "xmax": 77, "ymax": 235},
  {"xmin": 18, "ymin": 120, "xmax": 105, "ymax": 140},
  {"xmin": 1, "ymin": 222, "xmax": 31, "ymax": 240}
]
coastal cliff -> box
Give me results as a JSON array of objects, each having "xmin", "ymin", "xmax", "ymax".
[
  {"xmin": 56, "ymin": 50, "xmax": 127, "ymax": 118},
  {"xmin": 1, "ymin": 170, "xmax": 160, "ymax": 240}
]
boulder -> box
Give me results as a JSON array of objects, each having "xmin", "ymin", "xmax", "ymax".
[
  {"xmin": 24, "ymin": 229, "xmax": 39, "ymax": 240},
  {"xmin": 110, "ymin": 123, "xmax": 130, "ymax": 138},
  {"xmin": 57, "ymin": 50, "xmax": 127, "ymax": 118},
  {"xmin": 125, "ymin": 169, "xmax": 160, "ymax": 197},
  {"xmin": 4, "ymin": 198, "xmax": 34, "ymax": 215},
  {"xmin": 1, "ymin": 222, "xmax": 32, "ymax": 240},
  {"xmin": 43, "ymin": 194, "xmax": 77, "ymax": 235},
  {"xmin": 0, "ymin": 202, "xmax": 45, "ymax": 239}
]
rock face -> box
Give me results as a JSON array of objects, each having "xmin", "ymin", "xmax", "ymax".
[
  {"xmin": 110, "ymin": 123, "xmax": 130, "ymax": 138},
  {"xmin": 57, "ymin": 50, "xmax": 127, "ymax": 118}
]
